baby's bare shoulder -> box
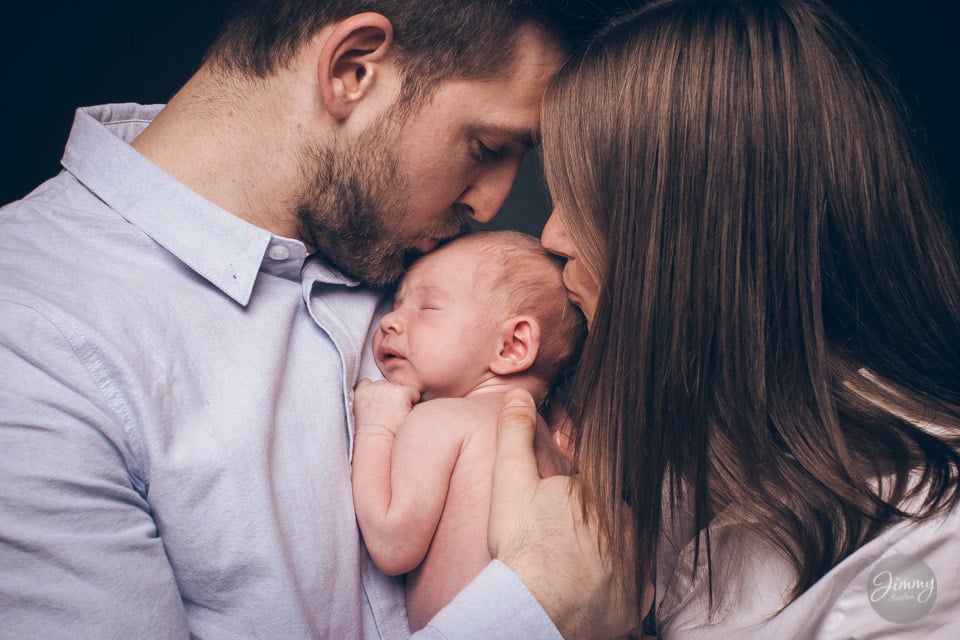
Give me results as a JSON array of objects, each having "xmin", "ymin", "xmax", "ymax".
[{"xmin": 409, "ymin": 394, "xmax": 506, "ymax": 432}]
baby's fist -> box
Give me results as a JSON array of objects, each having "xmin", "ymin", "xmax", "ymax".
[{"xmin": 353, "ymin": 379, "xmax": 420, "ymax": 436}]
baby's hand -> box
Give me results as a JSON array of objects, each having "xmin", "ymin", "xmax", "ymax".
[{"xmin": 353, "ymin": 379, "xmax": 420, "ymax": 437}]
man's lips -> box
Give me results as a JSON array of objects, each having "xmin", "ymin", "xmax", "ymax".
[
  {"xmin": 412, "ymin": 227, "xmax": 465, "ymax": 255},
  {"xmin": 413, "ymin": 238, "xmax": 440, "ymax": 253}
]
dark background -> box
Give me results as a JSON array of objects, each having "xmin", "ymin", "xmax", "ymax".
[{"xmin": 1, "ymin": 1, "xmax": 956, "ymax": 235}]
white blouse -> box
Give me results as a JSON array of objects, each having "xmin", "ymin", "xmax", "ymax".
[{"xmin": 655, "ymin": 495, "xmax": 960, "ymax": 638}]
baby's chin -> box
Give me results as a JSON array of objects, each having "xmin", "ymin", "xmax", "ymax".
[
  {"xmin": 381, "ymin": 371, "xmax": 427, "ymax": 400},
  {"xmin": 418, "ymin": 389, "xmax": 440, "ymax": 402}
]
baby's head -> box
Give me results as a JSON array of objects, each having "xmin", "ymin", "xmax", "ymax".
[
  {"xmin": 374, "ymin": 230, "xmax": 585, "ymax": 400},
  {"xmin": 461, "ymin": 230, "xmax": 585, "ymax": 384}
]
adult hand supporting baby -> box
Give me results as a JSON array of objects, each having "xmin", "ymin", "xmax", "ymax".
[{"xmin": 488, "ymin": 389, "xmax": 638, "ymax": 639}]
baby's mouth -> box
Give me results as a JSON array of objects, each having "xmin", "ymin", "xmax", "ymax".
[{"xmin": 376, "ymin": 343, "xmax": 406, "ymax": 364}]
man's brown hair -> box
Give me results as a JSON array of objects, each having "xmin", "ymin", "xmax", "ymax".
[{"xmin": 205, "ymin": 0, "xmax": 580, "ymax": 105}]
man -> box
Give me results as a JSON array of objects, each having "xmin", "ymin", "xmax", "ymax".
[{"xmin": 0, "ymin": 1, "xmax": 633, "ymax": 638}]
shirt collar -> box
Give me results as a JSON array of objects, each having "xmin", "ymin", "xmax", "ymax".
[{"xmin": 60, "ymin": 103, "xmax": 311, "ymax": 306}]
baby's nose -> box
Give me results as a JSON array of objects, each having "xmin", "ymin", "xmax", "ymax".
[{"xmin": 380, "ymin": 311, "xmax": 402, "ymax": 334}]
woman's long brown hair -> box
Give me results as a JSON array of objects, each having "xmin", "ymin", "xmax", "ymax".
[{"xmin": 542, "ymin": 0, "xmax": 960, "ymax": 624}]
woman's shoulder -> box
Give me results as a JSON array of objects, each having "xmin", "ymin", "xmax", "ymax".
[
  {"xmin": 656, "ymin": 502, "xmax": 960, "ymax": 639},
  {"xmin": 773, "ymin": 502, "xmax": 960, "ymax": 638},
  {"xmin": 655, "ymin": 516, "xmax": 796, "ymax": 637}
]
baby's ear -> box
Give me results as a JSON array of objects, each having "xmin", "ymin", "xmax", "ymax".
[{"xmin": 490, "ymin": 315, "xmax": 541, "ymax": 375}]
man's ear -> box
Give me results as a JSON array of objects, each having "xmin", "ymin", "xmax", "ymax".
[
  {"xmin": 490, "ymin": 316, "xmax": 541, "ymax": 375},
  {"xmin": 318, "ymin": 12, "xmax": 394, "ymax": 121}
]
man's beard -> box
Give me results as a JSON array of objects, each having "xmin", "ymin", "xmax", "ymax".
[{"xmin": 294, "ymin": 112, "xmax": 467, "ymax": 288}]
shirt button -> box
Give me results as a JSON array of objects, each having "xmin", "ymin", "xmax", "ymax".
[{"xmin": 268, "ymin": 244, "xmax": 290, "ymax": 260}]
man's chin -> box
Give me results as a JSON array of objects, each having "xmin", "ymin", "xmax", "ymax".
[
  {"xmin": 313, "ymin": 230, "xmax": 463, "ymax": 288},
  {"xmin": 312, "ymin": 246, "xmax": 407, "ymax": 289},
  {"xmin": 401, "ymin": 247, "xmax": 426, "ymax": 270}
]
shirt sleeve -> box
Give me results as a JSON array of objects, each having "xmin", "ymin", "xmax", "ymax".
[
  {"xmin": 0, "ymin": 300, "xmax": 190, "ymax": 639},
  {"xmin": 413, "ymin": 560, "xmax": 563, "ymax": 640}
]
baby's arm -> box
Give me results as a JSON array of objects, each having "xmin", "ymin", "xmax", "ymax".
[{"xmin": 352, "ymin": 380, "xmax": 463, "ymax": 575}]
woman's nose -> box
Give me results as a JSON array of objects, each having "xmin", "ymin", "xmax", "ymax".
[{"xmin": 540, "ymin": 210, "xmax": 571, "ymax": 258}]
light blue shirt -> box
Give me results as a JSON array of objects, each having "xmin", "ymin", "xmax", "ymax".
[{"xmin": 0, "ymin": 103, "xmax": 561, "ymax": 639}]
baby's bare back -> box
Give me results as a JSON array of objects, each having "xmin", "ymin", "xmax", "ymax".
[{"xmin": 404, "ymin": 392, "xmax": 505, "ymax": 631}]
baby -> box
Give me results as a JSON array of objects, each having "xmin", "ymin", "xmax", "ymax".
[{"xmin": 351, "ymin": 229, "xmax": 585, "ymax": 630}]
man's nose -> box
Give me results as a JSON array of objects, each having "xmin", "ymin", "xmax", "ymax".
[{"xmin": 456, "ymin": 155, "xmax": 525, "ymax": 224}]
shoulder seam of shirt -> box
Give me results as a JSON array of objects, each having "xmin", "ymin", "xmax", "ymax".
[{"xmin": 0, "ymin": 296, "xmax": 149, "ymax": 492}]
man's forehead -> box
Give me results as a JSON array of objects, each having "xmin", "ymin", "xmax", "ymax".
[{"xmin": 427, "ymin": 26, "xmax": 560, "ymax": 144}]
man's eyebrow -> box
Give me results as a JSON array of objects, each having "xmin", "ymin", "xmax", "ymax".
[{"xmin": 485, "ymin": 124, "xmax": 539, "ymax": 149}]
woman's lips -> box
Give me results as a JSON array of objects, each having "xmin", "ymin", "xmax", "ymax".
[{"xmin": 561, "ymin": 273, "xmax": 581, "ymax": 305}]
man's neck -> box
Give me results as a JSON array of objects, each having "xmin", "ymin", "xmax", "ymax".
[{"xmin": 129, "ymin": 66, "xmax": 317, "ymax": 241}]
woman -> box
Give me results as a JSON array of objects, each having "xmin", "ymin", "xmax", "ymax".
[{"xmin": 539, "ymin": 0, "xmax": 960, "ymax": 636}]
